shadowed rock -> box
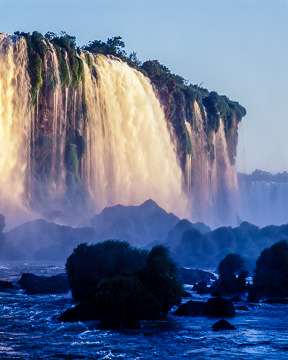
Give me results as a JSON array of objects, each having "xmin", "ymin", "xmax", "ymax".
[
  {"xmin": 174, "ymin": 300, "xmax": 206, "ymax": 316},
  {"xmin": 18, "ymin": 273, "xmax": 69, "ymax": 294},
  {"xmin": 212, "ymin": 319, "xmax": 236, "ymax": 331},
  {"xmin": 0, "ymin": 280, "xmax": 15, "ymax": 292}
]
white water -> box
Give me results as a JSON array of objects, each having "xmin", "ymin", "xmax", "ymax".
[
  {"xmin": 82, "ymin": 55, "xmax": 188, "ymax": 217},
  {"xmin": 0, "ymin": 34, "xmax": 32, "ymax": 221}
]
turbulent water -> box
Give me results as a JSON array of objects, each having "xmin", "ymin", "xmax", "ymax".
[{"xmin": 0, "ymin": 263, "xmax": 288, "ymax": 360}]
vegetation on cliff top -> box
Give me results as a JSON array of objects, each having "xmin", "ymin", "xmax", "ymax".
[{"xmin": 16, "ymin": 30, "xmax": 245, "ymax": 136}]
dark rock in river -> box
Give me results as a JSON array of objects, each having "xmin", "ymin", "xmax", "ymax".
[
  {"xmin": 193, "ymin": 281, "xmax": 211, "ymax": 294},
  {"xmin": 247, "ymin": 293, "xmax": 259, "ymax": 303},
  {"xmin": 174, "ymin": 297, "xmax": 235, "ymax": 317},
  {"xmin": 174, "ymin": 300, "xmax": 206, "ymax": 316},
  {"xmin": 205, "ymin": 297, "xmax": 235, "ymax": 318},
  {"xmin": 59, "ymin": 302, "xmax": 101, "ymax": 322},
  {"xmin": 179, "ymin": 268, "xmax": 216, "ymax": 285},
  {"xmin": 212, "ymin": 319, "xmax": 236, "ymax": 331},
  {"xmin": 59, "ymin": 302, "xmax": 141, "ymax": 329},
  {"xmin": 235, "ymin": 305, "xmax": 249, "ymax": 311},
  {"xmin": 0, "ymin": 280, "xmax": 15, "ymax": 292},
  {"xmin": 18, "ymin": 273, "xmax": 70, "ymax": 294}
]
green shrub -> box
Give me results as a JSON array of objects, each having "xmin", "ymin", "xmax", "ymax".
[
  {"xmin": 58, "ymin": 52, "xmax": 70, "ymax": 87},
  {"xmin": 84, "ymin": 51, "xmax": 93, "ymax": 68},
  {"xmin": 66, "ymin": 241, "xmax": 148, "ymax": 301},
  {"xmin": 65, "ymin": 241, "xmax": 182, "ymax": 327},
  {"xmin": 28, "ymin": 52, "xmax": 43, "ymax": 104},
  {"xmin": 69, "ymin": 56, "xmax": 84, "ymax": 88}
]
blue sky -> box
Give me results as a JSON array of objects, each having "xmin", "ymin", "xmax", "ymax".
[{"xmin": 1, "ymin": 0, "xmax": 287, "ymax": 173}]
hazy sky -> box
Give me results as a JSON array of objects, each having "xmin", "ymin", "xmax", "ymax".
[{"xmin": 1, "ymin": 0, "xmax": 287, "ymax": 173}]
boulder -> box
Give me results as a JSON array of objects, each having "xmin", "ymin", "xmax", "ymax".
[
  {"xmin": 205, "ymin": 297, "xmax": 235, "ymax": 318},
  {"xmin": 0, "ymin": 280, "xmax": 15, "ymax": 291},
  {"xmin": 18, "ymin": 273, "xmax": 70, "ymax": 294},
  {"xmin": 212, "ymin": 319, "xmax": 236, "ymax": 331},
  {"xmin": 59, "ymin": 302, "xmax": 101, "ymax": 322},
  {"xmin": 174, "ymin": 300, "xmax": 206, "ymax": 316}
]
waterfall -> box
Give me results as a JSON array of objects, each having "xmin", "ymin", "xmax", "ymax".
[
  {"xmin": 82, "ymin": 55, "xmax": 188, "ymax": 217},
  {"xmin": 185, "ymin": 101, "xmax": 238, "ymax": 226},
  {"xmin": 0, "ymin": 34, "xmax": 243, "ymax": 227},
  {"xmin": 0, "ymin": 34, "xmax": 32, "ymax": 218},
  {"xmin": 211, "ymin": 118, "xmax": 238, "ymax": 225}
]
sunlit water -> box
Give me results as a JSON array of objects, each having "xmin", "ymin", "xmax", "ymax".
[{"xmin": 0, "ymin": 263, "xmax": 288, "ymax": 359}]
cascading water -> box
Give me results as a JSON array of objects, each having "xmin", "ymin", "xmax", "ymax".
[
  {"xmin": 0, "ymin": 33, "xmax": 245, "ymax": 228},
  {"xmin": 82, "ymin": 55, "xmax": 188, "ymax": 217},
  {"xmin": 184, "ymin": 101, "xmax": 239, "ymax": 226},
  {"xmin": 0, "ymin": 34, "xmax": 32, "ymax": 219},
  {"xmin": 211, "ymin": 118, "xmax": 238, "ymax": 225}
]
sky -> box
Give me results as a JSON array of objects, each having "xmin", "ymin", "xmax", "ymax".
[{"xmin": 0, "ymin": 0, "xmax": 287, "ymax": 174}]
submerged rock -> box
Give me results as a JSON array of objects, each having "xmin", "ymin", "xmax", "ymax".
[
  {"xmin": 205, "ymin": 297, "xmax": 235, "ymax": 318},
  {"xmin": 18, "ymin": 273, "xmax": 69, "ymax": 294},
  {"xmin": 212, "ymin": 319, "xmax": 236, "ymax": 331}
]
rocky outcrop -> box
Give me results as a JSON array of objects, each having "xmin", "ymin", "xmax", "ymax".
[
  {"xmin": 0, "ymin": 280, "xmax": 15, "ymax": 292},
  {"xmin": 18, "ymin": 273, "xmax": 69, "ymax": 294},
  {"xmin": 174, "ymin": 297, "xmax": 235, "ymax": 318}
]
